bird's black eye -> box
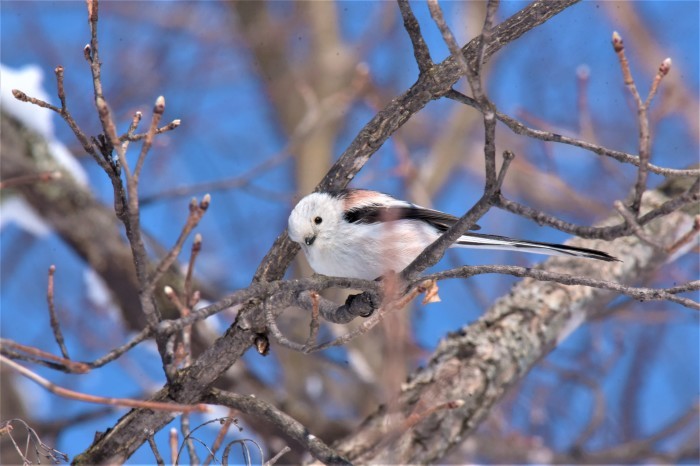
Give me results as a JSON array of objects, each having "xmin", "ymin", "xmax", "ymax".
[{"xmin": 314, "ymin": 216, "xmax": 323, "ymax": 225}]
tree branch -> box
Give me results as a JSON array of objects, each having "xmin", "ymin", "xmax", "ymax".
[{"xmin": 204, "ymin": 389, "xmax": 351, "ymax": 466}]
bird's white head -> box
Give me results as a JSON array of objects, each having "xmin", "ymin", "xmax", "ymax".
[{"xmin": 287, "ymin": 192, "xmax": 344, "ymax": 250}]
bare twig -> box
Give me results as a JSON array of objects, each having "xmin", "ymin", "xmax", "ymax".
[
  {"xmin": 134, "ymin": 96, "xmax": 165, "ymax": 182},
  {"xmin": 264, "ymin": 446, "xmax": 291, "ymax": 466},
  {"xmin": 464, "ymin": 0, "xmax": 499, "ymax": 187},
  {"xmin": 264, "ymin": 301, "xmax": 306, "ymax": 353},
  {"xmin": 120, "ymin": 111, "xmax": 143, "ymax": 155},
  {"xmin": 0, "ymin": 171, "xmax": 62, "ymax": 190},
  {"xmin": 202, "ymin": 412, "xmax": 238, "ymax": 466},
  {"xmin": 146, "ymin": 195, "xmax": 210, "ymax": 292},
  {"xmin": 170, "ymin": 428, "xmax": 179, "ymax": 465},
  {"xmin": 1, "ymin": 327, "xmax": 149, "ymax": 373},
  {"xmin": 496, "ymin": 150, "xmax": 515, "ymax": 187},
  {"xmin": 176, "ymin": 417, "xmax": 243, "ymax": 466},
  {"xmin": 221, "ymin": 438, "xmax": 262, "ymax": 466},
  {"xmin": 86, "ymin": 0, "xmax": 103, "ymax": 96},
  {"xmin": 85, "ymin": 0, "xmax": 125, "ymax": 180},
  {"xmin": 611, "ymin": 31, "xmax": 643, "ymax": 108},
  {"xmin": 11, "ymin": 88, "xmax": 60, "ymax": 113},
  {"xmin": 0, "ymin": 355, "xmax": 208, "ymax": 413},
  {"xmin": 473, "ymin": 0, "xmax": 500, "ymax": 78},
  {"xmin": 11, "ymin": 75, "xmax": 120, "ymax": 204},
  {"xmin": 46, "ymin": 265, "xmax": 70, "ymax": 359},
  {"xmin": 397, "ymin": 0, "xmax": 433, "ymax": 73},
  {"xmin": 86, "ymin": 326, "xmax": 153, "ymax": 368},
  {"xmin": 613, "ymin": 200, "xmax": 664, "ymax": 249},
  {"xmin": 620, "ymin": 37, "xmax": 650, "ymax": 214},
  {"xmin": 421, "ymin": 266, "xmax": 700, "ymax": 310},
  {"xmin": 163, "ymin": 286, "xmax": 192, "ymax": 367},
  {"xmin": 576, "ymin": 64, "xmax": 597, "ymax": 142},
  {"xmin": 492, "ymin": 175, "xmax": 699, "ymax": 241},
  {"xmin": 445, "ymin": 89, "xmax": 699, "ymax": 178},
  {"xmin": 613, "ymin": 31, "xmax": 673, "ymax": 214},
  {"xmin": 164, "ymin": 280, "xmax": 198, "ymax": 464},
  {"xmin": 400, "ymin": 149, "xmax": 513, "ymax": 280},
  {"xmin": 666, "ymin": 216, "xmax": 700, "ymax": 255},
  {"xmin": 94, "ymin": 96, "xmax": 121, "ymax": 165},
  {"xmin": 205, "ymin": 389, "xmax": 352, "ymax": 466},
  {"xmin": 302, "ymin": 291, "xmax": 321, "ymax": 351},
  {"xmin": 123, "ymin": 119, "xmax": 181, "ymax": 142},
  {"xmin": 55, "ymin": 65, "xmax": 67, "ymax": 110},
  {"xmin": 164, "ymin": 285, "xmax": 187, "ymax": 315},
  {"xmin": 427, "ymin": 0, "xmax": 467, "ymax": 73},
  {"xmin": 147, "ymin": 432, "xmax": 166, "ymax": 466},
  {"xmin": 117, "ymin": 100, "xmax": 167, "ymax": 314},
  {"xmin": 0, "ymin": 339, "xmax": 89, "ymax": 373},
  {"xmin": 645, "ymin": 58, "xmax": 672, "ymax": 108},
  {"xmin": 185, "ymin": 233, "xmax": 202, "ymax": 307},
  {"xmin": 180, "ymin": 413, "xmax": 199, "ymax": 466},
  {"xmin": 663, "ymin": 281, "xmax": 700, "ymax": 295},
  {"xmin": 0, "ymin": 419, "xmax": 69, "ymax": 464}
]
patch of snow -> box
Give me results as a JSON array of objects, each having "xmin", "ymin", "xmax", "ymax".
[
  {"xmin": 0, "ymin": 197, "xmax": 52, "ymax": 237},
  {"xmin": 1, "ymin": 63, "xmax": 88, "ymax": 185}
]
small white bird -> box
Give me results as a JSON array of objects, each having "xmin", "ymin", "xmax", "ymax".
[{"xmin": 287, "ymin": 189, "xmax": 617, "ymax": 280}]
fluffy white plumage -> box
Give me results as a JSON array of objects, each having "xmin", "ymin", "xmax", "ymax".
[{"xmin": 287, "ymin": 189, "xmax": 617, "ymax": 280}]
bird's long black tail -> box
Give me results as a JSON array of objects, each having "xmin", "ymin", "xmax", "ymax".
[{"xmin": 454, "ymin": 232, "xmax": 619, "ymax": 262}]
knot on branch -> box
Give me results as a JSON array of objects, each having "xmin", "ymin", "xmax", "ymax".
[{"xmin": 344, "ymin": 290, "xmax": 381, "ymax": 318}]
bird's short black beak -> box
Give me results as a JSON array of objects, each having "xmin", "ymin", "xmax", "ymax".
[{"xmin": 304, "ymin": 235, "xmax": 316, "ymax": 246}]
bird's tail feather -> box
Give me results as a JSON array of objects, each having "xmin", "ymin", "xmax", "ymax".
[{"xmin": 455, "ymin": 232, "xmax": 619, "ymax": 262}]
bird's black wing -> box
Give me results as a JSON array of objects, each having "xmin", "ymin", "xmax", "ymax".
[{"xmin": 344, "ymin": 204, "xmax": 481, "ymax": 231}]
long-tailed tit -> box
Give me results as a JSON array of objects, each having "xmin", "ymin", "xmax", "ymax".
[{"xmin": 288, "ymin": 189, "xmax": 617, "ymax": 280}]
